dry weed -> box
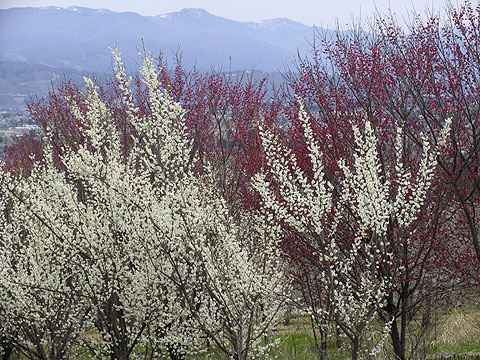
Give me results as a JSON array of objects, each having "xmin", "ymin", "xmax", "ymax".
[{"xmin": 436, "ymin": 311, "xmax": 480, "ymax": 346}]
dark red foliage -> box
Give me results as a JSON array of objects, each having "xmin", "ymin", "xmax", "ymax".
[
  {"xmin": 3, "ymin": 4, "xmax": 479, "ymax": 357},
  {"xmin": 4, "ymin": 56, "xmax": 284, "ymax": 212},
  {"xmin": 280, "ymin": 2, "xmax": 480, "ymax": 358}
]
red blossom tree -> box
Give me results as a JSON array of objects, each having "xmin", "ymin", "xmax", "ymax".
[
  {"xmin": 281, "ymin": 3, "xmax": 480, "ymax": 358},
  {"xmin": 3, "ymin": 3, "xmax": 479, "ymax": 358},
  {"xmin": 5, "ymin": 56, "xmax": 283, "ymax": 212}
]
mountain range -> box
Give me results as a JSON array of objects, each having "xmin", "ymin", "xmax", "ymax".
[{"xmin": 0, "ymin": 6, "xmax": 325, "ymax": 107}]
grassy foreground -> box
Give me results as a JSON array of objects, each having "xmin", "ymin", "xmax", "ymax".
[
  {"xmin": 8, "ymin": 305, "xmax": 480, "ymax": 359},
  {"xmin": 188, "ymin": 305, "xmax": 480, "ymax": 360}
]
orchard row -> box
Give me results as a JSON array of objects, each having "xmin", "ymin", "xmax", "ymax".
[{"xmin": 1, "ymin": 2, "xmax": 479, "ymax": 360}]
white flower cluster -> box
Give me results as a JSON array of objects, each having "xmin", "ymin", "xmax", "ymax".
[
  {"xmin": 253, "ymin": 102, "xmax": 450, "ymax": 358},
  {"xmin": 0, "ymin": 48, "xmax": 284, "ymax": 360}
]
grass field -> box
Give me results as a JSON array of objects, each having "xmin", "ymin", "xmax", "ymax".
[
  {"xmin": 7, "ymin": 305, "xmax": 480, "ymax": 359},
  {"xmin": 183, "ymin": 305, "xmax": 480, "ymax": 360}
]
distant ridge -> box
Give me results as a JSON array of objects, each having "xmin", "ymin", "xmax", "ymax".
[
  {"xmin": 0, "ymin": 6, "xmax": 331, "ymax": 107},
  {"xmin": 0, "ymin": 6, "xmax": 324, "ymax": 72}
]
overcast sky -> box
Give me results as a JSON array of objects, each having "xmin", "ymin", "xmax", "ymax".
[{"xmin": 0, "ymin": 0, "xmax": 455, "ymax": 27}]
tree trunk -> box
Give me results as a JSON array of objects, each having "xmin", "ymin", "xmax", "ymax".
[
  {"xmin": 104, "ymin": 295, "xmax": 130, "ymax": 360},
  {"xmin": 400, "ymin": 302, "xmax": 407, "ymax": 359},
  {"xmin": 284, "ymin": 303, "xmax": 292, "ymax": 326},
  {"xmin": 110, "ymin": 345, "xmax": 129, "ymax": 360},
  {"xmin": 233, "ymin": 346, "xmax": 246, "ymax": 360},
  {"xmin": 459, "ymin": 192, "xmax": 480, "ymax": 265},
  {"xmin": 390, "ymin": 318, "xmax": 405, "ymax": 360},
  {"xmin": 335, "ymin": 318, "xmax": 342, "ymax": 349},
  {"xmin": 350, "ymin": 337, "xmax": 360, "ymax": 360},
  {"xmin": 1, "ymin": 337, "xmax": 13, "ymax": 360},
  {"xmin": 167, "ymin": 344, "xmax": 186, "ymax": 360},
  {"xmin": 386, "ymin": 281, "xmax": 410, "ymax": 360},
  {"xmin": 320, "ymin": 327, "xmax": 328, "ymax": 360}
]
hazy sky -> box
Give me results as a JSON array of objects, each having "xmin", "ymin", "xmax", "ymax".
[{"xmin": 0, "ymin": 0, "xmax": 454, "ymax": 27}]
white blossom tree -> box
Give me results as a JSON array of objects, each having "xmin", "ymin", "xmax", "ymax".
[
  {"xmin": 253, "ymin": 101, "xmax": 450, "ymax": 359},
  {"xmin": 0, "ymin": 48, "xmax": 284, "ymax": 360}
]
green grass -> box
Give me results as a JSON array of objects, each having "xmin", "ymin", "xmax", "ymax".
[
  {"xmin": 275, "ymin": 332, "xmax": 320, "ymax": 359},
  {"xmin": 430, "ymin": 342, "xmax": 480, "ymax": 354},
  {"xmin": 272, "ymin": 332, "xmax": 352, "ymax": 360},
  {"xmin": 7, "ymin": 306, "xmax": 480, "ymax": 359}
]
